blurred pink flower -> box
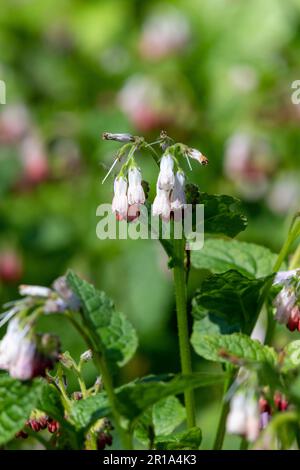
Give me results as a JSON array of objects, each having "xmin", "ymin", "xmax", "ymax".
[{"xmin": 0, "ymin": 249, "xmax": 23, "ymax": 283}]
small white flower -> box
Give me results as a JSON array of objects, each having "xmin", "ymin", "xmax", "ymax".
[
  {"xmin": 273, "ymin": 269, "xmax": 300, "ymax": 285},
  {"xmin": 19, "ymin": 285, "xmax": 52, "ymax": 298},
  {"xmin": 152, "ymin": 187, "xmax": 171, "ymax": 220},
  {"xmin": 127, "ymin": 167, "xmax": 145, "ymax": 205},
  {"xmin": 171, "ymin": 171, "xmax": 186, "ymax": 210},
  {"xmin": 0, "ymin": 318, "xmax": 24, "ymax": 370},
  {"xmin": 157, "ymin": 153, "xmax": 175, "ymax": 190},
  {"xmin": 187, "ymin": 148, "xmax": 208, "ymax": 165},
  {"xmin": 226, "ymin": 393, "xmax": 247, "ymax": 436},
  {"xmin": 9, "ymin": 336, "xmax": 37, "ymax": 381},
  {"xmin": 274, "ymin": 288, "xmax": 296, "ymax": 324},
  {"xmin": 112, "ymin": 176, "xmax": 128, "ymax": 220},
  {"xmin": 227, "ymin": 390, "xmax": 260, "ymax": 442}
]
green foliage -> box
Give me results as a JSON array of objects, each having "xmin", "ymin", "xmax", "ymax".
[
  {"xmin": 191, "ymin": 239, "xmax": 277, "ymax": 278},
  {"xmin": 281, "ymin": 341, "xmax": 300, "ymax": 373},
  {"xmin": 192, "ymin": 270, "xmax": 273, "ymax": 334},
  {"xmin": 70, "ymin": 373, "xmax": 223, "ymax": 429},
  {"xmin": 155, "ymin": 427, "xmax": 202, "ymax": 450},
  {"xmin": 0, "ymin": 374, "xmax": 44, "ymax": 445},
  {"xmin": 67, "ymin": 271, "xmax": 138, "ymax": 370},
  {"xmin": 191, "ymin": 332, "xmax": 277, "ymax": 366},
  {"xmin": 153, "ymin": 396, "xmax": 186, "ymax": 436},
  {"xmin": 200, "ymin": 193, "xmax": 247, "ymax": 238}
]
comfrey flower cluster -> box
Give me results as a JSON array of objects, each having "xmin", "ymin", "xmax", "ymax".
[
  {"xmin": 0, "ymin": 275, "xmax": 80, "ymax": 380},
  {"xmin": 273, "ymin": 269, "xmax": 300, "ymax": 331},
  {"xmin": 103, "ymin": 132, "xmax": 208, "ymax": 223}
]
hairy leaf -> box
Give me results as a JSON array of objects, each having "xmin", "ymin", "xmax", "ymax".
[
  {"xmin": 153, "ymin": 396, "xmax": 186, "ymax": 436},
  {"xmin": 155, "ymin": 426, "xmax": 202, "ymax": 450},
  {"xmin": 201, "ymin": 193, "xmax": 247, "ymax": 238},
  {"xmin": 67, "ymin": 271, "xmax": 138, "ymax": 370},
  {"xmin": 0, "ymin": 374, "xmax": 44, "ymax": 445},
  {"xmin": 191, "ymin": 331, "xmax": 277, "ymax": 366},
  {"xmin": 281, "ymin": 341, "xmax": 300, "ymax": 373},
  {"xmin": 191, "ymin": 239, "xmax": 277, "ymax": 278},
  {"xmin": 192, "ymin": 270, "xmax": 273, "ymax": 334}
]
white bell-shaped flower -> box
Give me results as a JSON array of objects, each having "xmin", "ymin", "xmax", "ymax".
[
  {"xmin": 127, "ymin": 167, "xmax": 145, "ymax": 205},
  {"xmin": 171, "ymin": 171, "xmax": 186, "ymax": 210},
  {"xmin": 157, "ymin": 153, "xmax": 175, "ymax": 190},
  {"xmin": 0, "ymin": 318, "xmax": 23, "ymax": 370},
  {"xmin": 152, "ymin": 186, "xmax": 171, "ymax": 220},
  {"xmin": 112, "ymin": 176, "xmax": 128, "ymax": 220}
]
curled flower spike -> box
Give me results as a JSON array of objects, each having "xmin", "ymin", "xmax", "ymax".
[
  {"xmin": 187, "ymin": 147, "xmax": 208, "ymax": 166},
  {"xmin": 127, "ymin": 167, "xmax": 145, "ymax": 205},
  {"xmin": 171, "ymin": 171, "xmax": 186, "ymax": 210},
  {"xmin": 157, "ymin": 153, "xmax": 175, "ymax": 190},
  {"xmin": 112, "ymin": 176, "xmax": 128, "ymax": 220},
  {"xmin": 152, "ymin": 186, "xmax": 171, "ymax": 220},
  {"xmin": 102, "ymin": 132, "xmax": 135, "ymax": 143}
]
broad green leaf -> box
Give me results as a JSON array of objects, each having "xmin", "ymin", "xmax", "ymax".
[
  {"xmin": 67, "ymin": 271, "xmax": 138, "ymax": 370},
  {"xmin": 201, "ymin": 193, "xmax": 247, "ymax": 238},
  {"xmin": 191, "ymin": 331, "xmax": 277, "ymax": 366},
  {"xmin": 133, "ymin": 409, "xmax": 154, "ymax": 448},
  {"xmin": 281, "ymin": 341, "xmax": 300, "ymax": 373},
  {"xmin": 191, "ymin": 239, "xmax": 277, "ymax": 278},
  {"xmin": 70, "ymin": 373, "xmax": 223, "ymax": 429},
  {"xmin": 38, "ymin": 384, "xmax": 65, "ymax": 422},
  {"xmin": 153, "ymin": 396, "xmax": 186, "ymax": 436},
  {"xmin": 155, "ymin": 427, "xmax": 202, "ymax": 450},
  {"xmin": 0, "ymin": 374, "xmax": 44, "ymax": 445},
  {"xmin": 134, "ymin": 396, "xmax": 185, "ymax": 447},
  {"xmin": 192, "ymin": 270, "xmax": 273, "ymax": 334}
]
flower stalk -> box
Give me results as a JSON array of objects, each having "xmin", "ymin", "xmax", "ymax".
[{"xmin": 173, "ymin": 236, "xmax": 196, "ymax": 428}]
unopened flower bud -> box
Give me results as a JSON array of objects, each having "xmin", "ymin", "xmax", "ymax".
[
  {"xmin": 187, "ymin": 148, "xmax": 208, "ymax": 165},
  {"xmin": 102, "ymin": 132, "xmax": 135, "ymax": 143},
  {"xmin": 80, "ymin": 349, "xmax": 93, "ymax": 362}
]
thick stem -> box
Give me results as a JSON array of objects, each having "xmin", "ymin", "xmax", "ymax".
[
  {"xmin": 213, "ymin": 367, "xmax": 235, "ymax": 450},
  {"xmin": 173, "ymin": 237, "xmax": 196, "ymax": 428},
  {"xmin": 65, "ymin": 312, "xmax": 132, "ymax": 449}
]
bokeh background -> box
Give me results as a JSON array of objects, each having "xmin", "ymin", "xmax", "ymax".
[{"xmin": 0, "ymin": 0, "xmax": 300, "ymax": 449}]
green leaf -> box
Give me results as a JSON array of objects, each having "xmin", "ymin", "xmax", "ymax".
[
  {"xmin": 191, "ymin": 331, "xmax": 277, "ymax": 366},
  {"xmin": 155, "ymin": 427, "xmax": 202, "ymax": 450},
  {"xmin": 67, "ymin": 271, "xmax": 138, "ymax": 370},
  {"xmin": 191, "ymin": 239, "xmax": 277, "ymax": 278},
  {"xmin": 70, "ymin": 373, "xmax": 223, "ymax": 429},
  {"xmin": 37, "ymin": 384, "xmax": 65, "ymax": 423},
  {"xmin": 201, "ymin": 193, "xmax": 247, "ymax": 238},
  {"xmin": 153, "ymin": 396, "xmax": 186, "ymax": 436},
  {"xmin": 0, "ymin": 374, "xmax": 44, "ymax": 445},
  {"xmin": 281, "ymin": 341, "xmax": 300, "ymax": 373},
  {"xmin": 192, "ymin": 270, "xmax": 273, "ymax": 334}
]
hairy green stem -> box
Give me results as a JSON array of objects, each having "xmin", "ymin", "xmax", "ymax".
[
  {"xmin": 173, "ymin": 237, "xmax": 196, "ymax": 428},
  {"xmin": 65, "ymin": 312, "xmax": 132, "ymax": 449},
  {"xmin": 213, "ymin": 367, "xmax": 235, "ymax": 450}
]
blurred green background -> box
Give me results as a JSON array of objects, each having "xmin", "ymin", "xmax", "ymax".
[{"xmin": 0, "ymin": 0, "xmax": 300, "ymax": 449}]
